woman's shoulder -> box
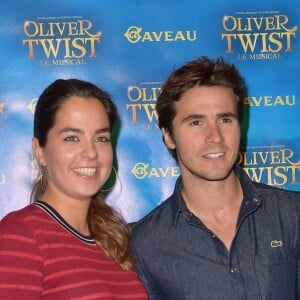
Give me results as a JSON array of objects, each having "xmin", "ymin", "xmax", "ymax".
[
  {"xmin": 0, "ymin": 203, "xmax": 48, "ymax": 233},
  {"xmin": 2, "ymin": 203, "xmax": 43, "ymax": 220}
]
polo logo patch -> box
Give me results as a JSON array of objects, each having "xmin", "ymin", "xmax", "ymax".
[{"xmin": 270, "ymin": 240, "xmax": 283, "ymax": 248}]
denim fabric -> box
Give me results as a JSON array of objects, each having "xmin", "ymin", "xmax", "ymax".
[{"xmin": 132, "ymin": 166, "xmax": 300, "ymax": 300}]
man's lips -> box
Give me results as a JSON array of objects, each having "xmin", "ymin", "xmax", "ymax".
[{"xmin": 203, "ymin": 152, "xmax": 225, "ymax": 158}]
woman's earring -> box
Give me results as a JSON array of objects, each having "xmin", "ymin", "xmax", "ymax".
[
  {"xmin": 40, "ymin": 165, "xmax": 47, "ymax": 192},
  {"xmin": 101, "ymin": 166, "xmax": 118, "ymax": 193}
]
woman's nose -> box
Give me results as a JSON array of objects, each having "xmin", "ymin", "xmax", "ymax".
[{"xmin": 81, "ymin": 141, "xmax": 98, "ymax": 159}]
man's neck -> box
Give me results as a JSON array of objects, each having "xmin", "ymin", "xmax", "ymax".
[
  {"xmin": 181, "ymin": 172, "xmax": 243, "ymax": 217},
  {"xmin": 180, "ymin": 172, "xmax": 243, "ymax": 250}
]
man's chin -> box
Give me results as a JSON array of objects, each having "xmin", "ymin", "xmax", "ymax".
[{"xmin": 205, "ymin": 168, "xmax": 234, "ymax": 182}]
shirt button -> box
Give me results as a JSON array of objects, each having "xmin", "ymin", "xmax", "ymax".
[
  {"xmin": 253, "ymin": 197, "xmax": 259, "ymax": 204},
  {"xmin": 230, "ymin": 267, "xmax": 238, "ymax": 274}
]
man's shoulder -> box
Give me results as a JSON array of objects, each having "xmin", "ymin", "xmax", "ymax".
[
  {"xmin": 132, "ymin": 197, "xmax": 174, "ymax": 238},
  {"xmin": 133, "ymin": 197, "xmax": 173, "ymax": 226},
  {"xmin": 252, "ymin": 181, "xmax": 300, "ymax": 212},
  {"xmin": 254, "ymin": 180, "xmax": 300, "ymax": 198}
]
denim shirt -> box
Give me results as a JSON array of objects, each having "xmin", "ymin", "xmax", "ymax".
[{"xmin": 132, "ymin": 166, "xmax": 300, "ymax": 300}]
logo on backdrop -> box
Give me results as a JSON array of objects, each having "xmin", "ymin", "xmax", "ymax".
[
  {"xmin": 126, "ymin": 82, "xmax": 161, "ymax": 129},
  {"xmin": 131, "ymin": 146, "xmax": 300, "ymax": 186},
  {"xmin": 244, "ymin": 94, "xmax": 296, "ymax": 107},
  {"xmin": 27, "ymin": 98, "xmax": 38, "ymax": 114},
  {"xmin": 131, "ymin": 162, "xmax": 180, "ymax": 180},
  {"xmin": 222, "ymin": 11, "xmax": 298, "ymax": 60},
  {"xmin": 238, "ymin": 146, "xmax": 300, "ymax": 188},
  {"xmin": 23, "ymin": 16, "xmax": 101, "ymax": 66},
  {"xmin": 124, "ymin": 26, "xmax": 197, "ymax": 43},
  {"xmin": 0, "ymin": 102, "xmax": 4, "ymax": 114}
]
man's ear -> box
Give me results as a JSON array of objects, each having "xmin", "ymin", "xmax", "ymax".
[
  {"xmin": 162, "ymin": 128, "xmax": 176, "ymax": 150},
  {"xmin": 32, "ymin": 137, "xmax": 46, "ymax": 166}
]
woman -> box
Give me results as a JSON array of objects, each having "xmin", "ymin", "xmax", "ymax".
[{"xmin": 0, "ymin": 79, "xmax": 148, "ymax": 299}]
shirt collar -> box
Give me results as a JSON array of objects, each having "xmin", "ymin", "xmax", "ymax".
[
  {"xmin": 170, "ymin": 176, "xmax": 187, "ymax": 227},
  {"xmin": 170, "ymin": 165, "xmax": 262, "ymax": 227}
]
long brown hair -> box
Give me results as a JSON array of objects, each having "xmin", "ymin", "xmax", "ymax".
[{"xmin": 31, "ymin": 79, "xmax": 134, "ymax": 270}]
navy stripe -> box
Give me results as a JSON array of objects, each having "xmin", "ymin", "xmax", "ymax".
[{"xmin": 34, "ymin": 200, "xmax": 95, "ymax": 244}]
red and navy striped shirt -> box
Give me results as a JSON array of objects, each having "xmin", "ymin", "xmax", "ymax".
[{"xmin": 0, "ymin": 201, "xmax": 148, "ymax": 299}]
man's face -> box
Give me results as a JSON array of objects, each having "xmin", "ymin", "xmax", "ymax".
[{"xmin": 163, "ymin": 86, "xmax": 240, "ymax": 183}]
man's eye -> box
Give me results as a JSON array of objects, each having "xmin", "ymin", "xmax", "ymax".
[
  {"xmin": 221, "ymin": 118, "xmax": 232, "ymax": 124},
  {"xmin": 190, "ymin": 120, "xmax": 201, "ymax": 126}
]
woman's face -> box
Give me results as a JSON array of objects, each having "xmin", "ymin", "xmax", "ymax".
[{"xmin": 33, "ymin": 96, "xmax": 113, "ymax": 203}]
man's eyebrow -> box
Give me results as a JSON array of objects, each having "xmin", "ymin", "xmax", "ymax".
[
  {"xmin": 182, "ymin": 114, "xmax": 205, "ymax": 123},
  {"xmin": 182, "ymin": 112, "xmax": 238, "ymax": 123},
  {"xmin": 217, "ymin": 112, "xmax": 238, "ymax": 118}
]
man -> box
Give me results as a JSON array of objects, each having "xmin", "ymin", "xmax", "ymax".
[{"xmin": 132, "ymin": 56, "xmax": 300, "ymax": 299}]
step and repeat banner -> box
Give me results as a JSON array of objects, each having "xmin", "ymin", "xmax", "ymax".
[{"xmin": 0, "ymin": 0, "xmax": 299, "ymax": 222}]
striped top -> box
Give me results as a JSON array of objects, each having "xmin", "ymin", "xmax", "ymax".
[{"xmin": 0, "ymin": 201, "xmax": 148, "ymax": 299}]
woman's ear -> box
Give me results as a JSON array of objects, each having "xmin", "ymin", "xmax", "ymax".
[
  {"xmin": 32, "ymin": 137, "xmax": 46, "ymax": 166},
  {"xmin": 162, "ymin": 128, "xmax": 176, "ymax": 150}
]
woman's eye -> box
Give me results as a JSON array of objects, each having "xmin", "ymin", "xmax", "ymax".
[
  {"xmin": 95, "ymin": 136, "xmax": 111, "ymax": 143},
  {"xmin": 64, "ymin": 136, "xmax": 79, "ymax": 142}
]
